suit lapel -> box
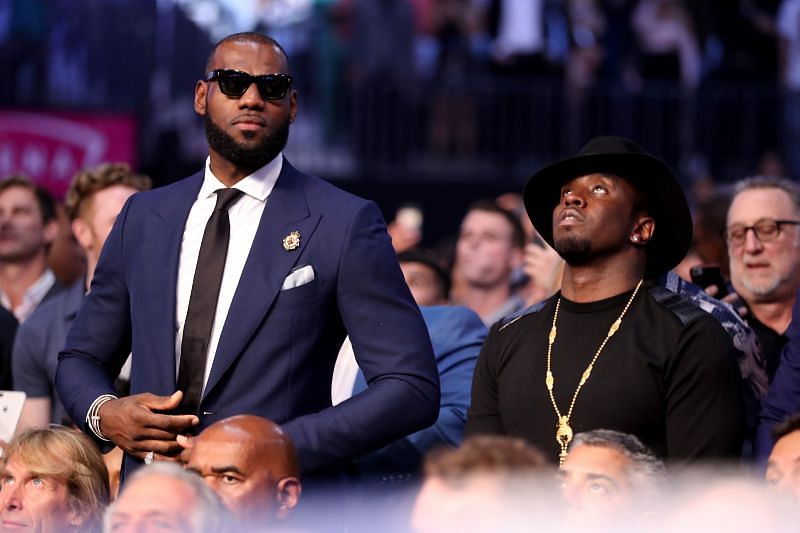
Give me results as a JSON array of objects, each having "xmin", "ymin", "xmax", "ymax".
[
  {"xmin": 148, "ymin": 173, "xmax": 203, "ymax": 388},
  {"xmin": 203, "ymin": 162, "xmax": 321, "ymax": 398}
]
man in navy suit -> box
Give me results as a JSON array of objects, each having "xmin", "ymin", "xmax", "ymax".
[{"xmin": 55, "ymin": 32, "xmax": 439, "ymax": 476}]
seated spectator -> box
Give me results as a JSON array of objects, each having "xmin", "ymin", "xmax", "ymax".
[
  {"xmin": 13, "ymin": 163, "xmax": 150, "ymax": 431},
  {"xmin": 397, "ymin": 250, "xmax": 450, "ymax": 306},
  {"xmin": 105, "ymin": 462, "xmax": 227, "ymax": 533},
  {"xmin": 450, "ymin": 200, "xmax": 526, "ymax": 326},
  {"xmin": 1, "ymin": 426, "xmax": 109, "ymax": 532},
  {"xmin": 725, "ymin": 176, "xmax": 800, "ymax": 383},
  {"xmin": 560, "ymin": 429, "xmax": 667, "ymax": 527},
  {"xmin": 765, "ymin": 412, "xmax": 800, "ymax": 501},
  {"xmin": 184, "ymin": 415, "xmax": 301, "ymax": 528},
  {"xmin": 411, "ymin": 435, "xmax": 551, "ymax": 532},
  {"xmin": 0, "ymin": 176, "xmax": 61, "ymax": 324}
]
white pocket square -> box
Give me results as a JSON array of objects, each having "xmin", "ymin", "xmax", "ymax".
[{"xmin": 281, "ymin": 265, "xmax": 315, "ymax": 290}]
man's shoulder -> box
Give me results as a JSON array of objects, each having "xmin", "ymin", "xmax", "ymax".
[
  {"xmin": 646, "ymin": 283, "xmax": 708, "ymax": 326},
  {"xmin": 19, "ymin": 281, "xmax": 84, "ymax": 335},
  {"xmin": 289, "ymin": 164, "xmax": 371, "ymax": 211},
  {"xmin": 653, "ymin": 272, "xmax": 750, "ymax": 330},
  {"xmin": 496, "ymin": 297, "xmax": 552, "ymax": 332}
]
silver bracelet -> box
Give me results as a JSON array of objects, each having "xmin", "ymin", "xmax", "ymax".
[{"xmin": 85, "ymin": 394, "xmax": 117, "ymax": 442}]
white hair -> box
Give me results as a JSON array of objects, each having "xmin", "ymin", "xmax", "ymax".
[{"xmin": 103, "ymin": 462, "xmax": 229, "ymax": 533}]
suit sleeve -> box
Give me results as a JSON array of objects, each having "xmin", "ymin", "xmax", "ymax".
[
  {"xmin": 281, "ymin": 201, "xmax": 440, "ymax": 472},
  {"xmin": 755, "ymin": 288, "xmax": 800, "ymax": 461},
  {"xmin": 664, "ymin": 315, "xmax": 746, "ymax": 462},
  {"xmin": 56, "ymin": 198, "xmax": 134, "ymax": 432},
  {"xmin": 464, "ymin": 322, "xmax": 507, "ymax": 437}
]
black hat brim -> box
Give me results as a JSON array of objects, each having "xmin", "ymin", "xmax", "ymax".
[{"xmin": 523, "ymin": 152, "xmax": 692, "ymax": 276}]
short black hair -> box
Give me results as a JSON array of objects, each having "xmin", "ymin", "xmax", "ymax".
[
  {"xmin": 772, "ymin": 412, "xmax": 800, "ymax": 443},
  {"xmin": 0, "ymin": 175, "xmax": 57, "ymax": 224},
  {"xmin": 397, "ymin": 249, "xmax": 451, "ymax": 301},
  {"xmin": 204, "ymin": 32, "xmax": 289, "ymax": 74},
  {"xmin": 464, "ymin": 199, "xmax": 526, "ymax": 249}
]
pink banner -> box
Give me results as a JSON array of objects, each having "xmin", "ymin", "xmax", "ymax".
[{"xmin": 0, "ymin": 110, "xmax": 137, "ymax": 199}]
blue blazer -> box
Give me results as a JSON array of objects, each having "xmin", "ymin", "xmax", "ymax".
[
  {"xmin": 353, "ymin": 305, "xmax": 485, "ymax": 475},
  {"xmin": 56, "ymin": 160, "xmax": 439, "ymax": 474}
]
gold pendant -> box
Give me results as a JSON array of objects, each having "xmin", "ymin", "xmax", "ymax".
[{"xmin": 556, "ymin": 416, "xmax": 573, "ymax": 446}]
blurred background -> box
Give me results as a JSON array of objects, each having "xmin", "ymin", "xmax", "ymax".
[{"xmin": 0, "ymin": 0, "xmax": 794, "ymax": 244}]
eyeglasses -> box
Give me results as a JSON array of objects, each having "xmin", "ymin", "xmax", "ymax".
[
  {"xmin": 205, "ymin": 69, "xmax": 293, "ymax": 100},
  {"xmin": 724, "ymin": 218, "xmax": 800, "ymax": 246}
]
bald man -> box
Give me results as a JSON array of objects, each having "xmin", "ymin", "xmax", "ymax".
[{"xmin": 185, "ymin": 415, "xmax": 301, "ymax": 526}]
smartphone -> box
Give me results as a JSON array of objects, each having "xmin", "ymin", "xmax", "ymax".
[
  {"xmin": 690, "ymin": 265, "xmax": 728, "ymax": 298},
  {"xmin": 0, "ymin": 390, "xmax": 26, "ymax": 443}
]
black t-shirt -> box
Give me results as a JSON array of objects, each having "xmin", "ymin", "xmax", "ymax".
[
  {"xmin": 746, "ymin": 313, "xmax": 788, "ymax": 384},
  {"xmin": 465, "ymin": 283, "xmax": 746, "ymax": 464}
]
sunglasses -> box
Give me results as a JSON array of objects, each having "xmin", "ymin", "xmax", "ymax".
[{"xmin": 205, "ymin": 69, "xmax": 293, "ymax": 100}]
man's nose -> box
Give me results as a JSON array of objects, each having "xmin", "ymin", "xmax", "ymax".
[
  {"xmin": 742, "ymin": 228, "xmax": 764, "ymax": 253},
  {"xmin": 238, "ymin": 82, "xmax": 265, "ymax": 109},
  {"xmin": 563, "ymin": 190, "xmax": 586, "ymax": 208},
  {"xmin": 2, "ymin": 484, "xmax": 22, "ymax": 510}
]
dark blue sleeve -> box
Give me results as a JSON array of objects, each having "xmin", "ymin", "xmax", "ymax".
[
  {"xmin": 755, "ymin": 288, "xmax": 800, "ymax": 462},
  {"xmin": 281, "ymin": 201, "xmax": 440, "ymax": 472}
]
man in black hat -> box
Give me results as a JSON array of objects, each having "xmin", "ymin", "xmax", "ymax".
[{"xmin": 465, "ymin": 136, "xmax": 745, "ymax": 465}]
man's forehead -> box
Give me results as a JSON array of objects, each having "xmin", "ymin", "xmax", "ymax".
[
  {"xmin": 211, "ymin": 41, "xmax": 287, "ymax": 73},
  {"xmin": 193, "ymin": 437, "xmax": 259, "ymax": 467},
  {"xmin": 564, "ymin": 445, "xmax": 630, "ymax": 474},
  {"xmin": 0, "ymin": 185, "xmax": 36, "ymax": 203},
  {"xmin": 729, "ymin": 187, "xmax": 797, "ymax": 222}
]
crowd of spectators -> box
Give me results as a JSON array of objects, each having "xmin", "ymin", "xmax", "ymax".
[
  {"xmin": 2, "ymin": 3, "xmax": 800, "ymax": 530},
  {"xmin": 0, "ymin": 144, "xmax": 799, "ymax": 529},
  {"xmin": 2, "ymin": 0, "xmax": 799, "ymax": 184}
]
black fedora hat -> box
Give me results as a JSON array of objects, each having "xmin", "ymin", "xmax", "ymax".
[{"xmin": 523, "ymin": 136, "xmax": 692, "ymax": 276}]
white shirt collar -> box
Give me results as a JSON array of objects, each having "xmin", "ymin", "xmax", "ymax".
[
  {"xmin": 201, "ymin": 153, "xmax": 283, "ymax": 202},
  {"xmin": 0, "ymin": 268, "xmax": 56, "ymax": 322}
]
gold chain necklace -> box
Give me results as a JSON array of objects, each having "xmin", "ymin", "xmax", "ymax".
[{"xmin": 545, "ymin": 279, "xmax": 643, "ymax": 466}]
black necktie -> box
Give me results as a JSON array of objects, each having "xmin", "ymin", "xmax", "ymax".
[{"xmin": 177, "ymin": 188, "xmax": 244, "ymax": 413}]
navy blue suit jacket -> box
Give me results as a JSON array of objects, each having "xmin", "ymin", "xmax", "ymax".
[
  {"xmin": 56, "ymin": 160, "xmax": 439, "ymax": 474},
  {"xmin": 755, "ymin": 288, "xmax": 800, "ymax": 462}
]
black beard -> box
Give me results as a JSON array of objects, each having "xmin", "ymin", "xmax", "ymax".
[
  {"xmin": 204, "ymin": 112, "xmax": 290, "ymax": 170},
  {"xmin": 553, "ymin": 234, "xmax": 592, "ymax": 265}
]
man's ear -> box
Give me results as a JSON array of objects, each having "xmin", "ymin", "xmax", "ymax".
[
  {"xmin": 631, "ymin": 215, "xmax": 655, "ymax": 245},
  {"xmin": 71, "ymin": 218, "xmax": 92, "ymax": 252},
  {"xmin": 288, "ymin": 90, "xmax": 298, "ymax": 124},
  {"xmin": 42, "ymin": 219, "xmax": 60, "ymax": 246},
  {"xmin": 275, "ymin": 477, "xmax": 301, "ymax": 518},
  {"xmin": 194, "ymin": 80, "xmax": 207, "ymax": 116}
]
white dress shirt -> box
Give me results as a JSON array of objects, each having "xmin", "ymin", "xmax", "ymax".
[
  {"xmin": 175, "ymin": 154, "xmax": 282, "ymax": 392},
  {"xmin": 0, "ymin": 268, "xmax": 56, "ymax": 323}
]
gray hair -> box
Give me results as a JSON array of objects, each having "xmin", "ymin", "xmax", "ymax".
[
  {"xmin": 569, "ymin": 429, "xmax": 668, "ymax": 496},
  {"xmin": 732, "ymin": 176, "xmax": 800, "ymax": 215},
  {"xmin": 104, "ymin": 462, "xmax": 228, "ymax": 533}
]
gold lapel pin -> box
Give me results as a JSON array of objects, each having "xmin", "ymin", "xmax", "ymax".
[{"xmin": 283, "ymin": 231, "xmax": 301, "ymax": 251}]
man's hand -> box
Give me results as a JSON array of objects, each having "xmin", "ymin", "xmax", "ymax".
[
  {"xmin": 522, "ymin": 242, "xmax": 564, "ymax": 299},
  {"xmin": 704, "ymin": 285, "xmax": 749, "ymax": 317},
  {"xmin": 98, "ymin": 391, "xmax": 199, "ymax": 462}
]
